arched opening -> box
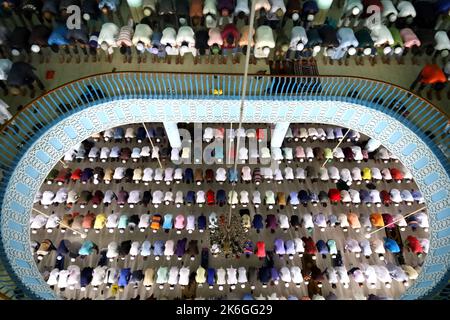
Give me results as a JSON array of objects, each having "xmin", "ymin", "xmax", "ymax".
[{"xmin": 30, "ymin": 121, "xmax": 430, "ymax": 300}]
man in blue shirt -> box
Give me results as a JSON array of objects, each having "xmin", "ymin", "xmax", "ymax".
[
  {"xmin": 207, "ymin": 268, "xmax": 216, "ymax": 288},
  {"xmin": 80, "ymin": 267, "xmax": 93, "ymax": 289},
  {"xmin": 67, "ymin": 22, "xmax": 90, "ymax": 63},
  {"xmin": 228, "ymin": 168, "xmax": 239, "ymax": 184},
  {"xmin": 118, "ymin": 267, "xmax": 131, "ymax": 290},
  {"xmin": 185, "ymin": 190, "xmax": 196, "ymax": 205},
  {"xmin": 216, "ymin": 189, "xmax": 226, "ymax": 206},
  {"xmin": 198, "ymin": 214, "xmax": 207, "ymax": 231},
  {"xmin": 153, "ymin": 240, "xmax": 165, "ymax": 258},
  {"xmin": 252, "ymin": 214, "xmax": 263, "ymax": 233},
  {"xmin": 184, "ymin": 168, "xmax": 194, "ymax": 184},
  {"xmin": 48, "ymin": 24, "xmax": 71, "ymax": 63}
]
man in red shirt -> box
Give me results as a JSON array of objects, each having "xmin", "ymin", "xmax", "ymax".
[
  {"xmin": 328, "ymin": 188, "xmax": 341, "ymax": 204},
  {"xmin": 257, "ymin": 128, "xmax": 266, "ymax": 142},
  {"xmin": 71, "ymin": 168, "xmax": 82, "ymax": 182},
  {"xmin": 405, "ymin": 235, "xmax": 423, "ymax": 256},
  {"xmin": 221, "ymin": 24, "xmax": 240, "ymax": 64},
  {"xmin": 256, "ymin": 241, "xmax": 266, "ymax": 259},
  {"xmin": 409, "ymin": 64, "xmax": 447, "ymax": 97},
  {"xmin": 206, "ymin": 189, "xmax": 215, "ymax": 205},
  {"xmin": 390, "ymin": 168, "xmax": 404, "ymax": 183}
]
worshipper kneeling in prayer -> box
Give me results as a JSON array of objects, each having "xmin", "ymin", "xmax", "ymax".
[
  {"xmin": 176, "ymin": 25, "xmax": 196, "ymax": 64},
  {"xmin": 332, "ymin": 27, "xmax": 359, "ymax": 65},
  {"xmin": 254, "ymin": 25, "xmax": 275, "ymax": 63}
]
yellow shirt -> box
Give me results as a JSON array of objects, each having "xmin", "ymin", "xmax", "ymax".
[
  {"xmin": 195, "ymin": 266, "xmax": 206, "ymax": 283},
  {"xmin": 362, "ymin": 167, "xmax": 371, "ymax": 180},
  {"xmin": 94, "ymin": 213, "xmax": 107, "ymax": 229}
]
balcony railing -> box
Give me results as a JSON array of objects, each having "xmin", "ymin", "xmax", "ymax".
[{"xmin": 0, "ymin": 72, "xmax": 448, "ymax": 179}]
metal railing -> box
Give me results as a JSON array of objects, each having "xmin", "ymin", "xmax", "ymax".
[{"xmin": 0, "ymin": 72, "xmax": 448, "ymax": 177}]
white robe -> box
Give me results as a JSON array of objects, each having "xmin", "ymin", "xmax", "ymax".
[
  {"xmin": 280, "ymin": 267, "xmax": 292, "ymax": 283},
  {"xmin": 179, "ymin": 267, "xmax": 190, "ymax": 286},
  {"xmin": 106, "ymin": 242, "xmax": 119, "ymax": 259},
  {"xmin": 284, "ymin": 167, "xmax": 294, "ymax": 180},
  {"xmin": 168, "ymin": 266, "xmax": 179, "ymax": 285},
  {"xmin": 294, "ymin": 238, "xmax": 305, "ymax": 254},
  {"xmin": 47, "ymin": 268, "xmax": 60, "ymax": 286},
  {"xmin": 138, "ymin": 214, "xmax": 151, "ymax": 229},
  {"xmin": 217, "ymin": 268, "xmax": 226, "ymax": 285},
  {"xmin": 106, "ymin": 213, "xmax": 119, "ymax": 229},
  {"xmin": 92, "ymin": 266, "xmax": 108, "ymax": 286},
  {"xmin": 227, "ymin": 267, "xmax": 238, "ymax": 285},
  {"xmin": 130, "ymin": 241, "xmax": 140, "ymax": 256},
  {"xmin": 291, "ymin": 267, "xmax": 303, "ymax": 284},
  {"xmin": 238, "ymin": 267, "xmax": 248, "ymax": 283}
]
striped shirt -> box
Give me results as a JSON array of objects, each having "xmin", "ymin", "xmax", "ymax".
[{"xmin": 117, "ymin": 25, "xmax": 134, "ymax": 47}]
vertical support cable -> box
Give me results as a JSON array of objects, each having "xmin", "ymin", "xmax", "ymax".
[{"xmin": 227, "ymin": 0, "xmax": 257, "ymax": 228}]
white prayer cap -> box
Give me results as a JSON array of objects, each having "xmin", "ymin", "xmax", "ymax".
[
  {"xmin": 83, "ymin": 13, "xmax": 90, "ymax": 21},
  {"xmin": 296, "ymin": 43, "xmax": 304, "ymax": 51},
  {"xmin": 11, "ymin": 49, "xmax": 20, "ymax": 56},
  {"xmin": 383, "ymin": 46, "xmax": 392, "ymax": 54},
  {"xmin": 292, "ymin": 13, "xmax": 299, "ymax": 21},
  {"xmin": 307, "ymin": 14, "xmax": 314, "ymax": 21},
  {"xmin": 363, "ymin": 47, "xmax": 372, "ymax": 55},
  {"xmin": 352, "ymin": 7, "xmax": 361, "ymax": 15},
  {"xmin": 31, "ymin": 44, "xmax": 41, "ymax": 53},
  {"xmin": 263, "ymin": 47, "xmax": 270, "ymax": 55},
  {"xmin": 348, "ymin": 46, "xmax": 356, "ymax": 55}
]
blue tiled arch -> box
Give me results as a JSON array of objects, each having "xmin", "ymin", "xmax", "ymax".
[{"xmin": 0, "ymin": 99, "xmax": 448, "ymax": 300}]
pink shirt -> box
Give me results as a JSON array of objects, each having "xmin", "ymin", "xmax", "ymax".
[
  {"xmin": 175, "ymin": 214, "xmax": 185, "ymax": 229},
  {"xmin": 208, "ymin": 28, "xmax": 223, "ymax": 46},
  {"xmin": 400, "ymin": 28, "xmax": 421, "ymax": 48}
]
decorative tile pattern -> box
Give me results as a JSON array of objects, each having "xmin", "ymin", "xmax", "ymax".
[{"xmin": 0, "ymin": 99, "xmax": 448, "ymax": 300}]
